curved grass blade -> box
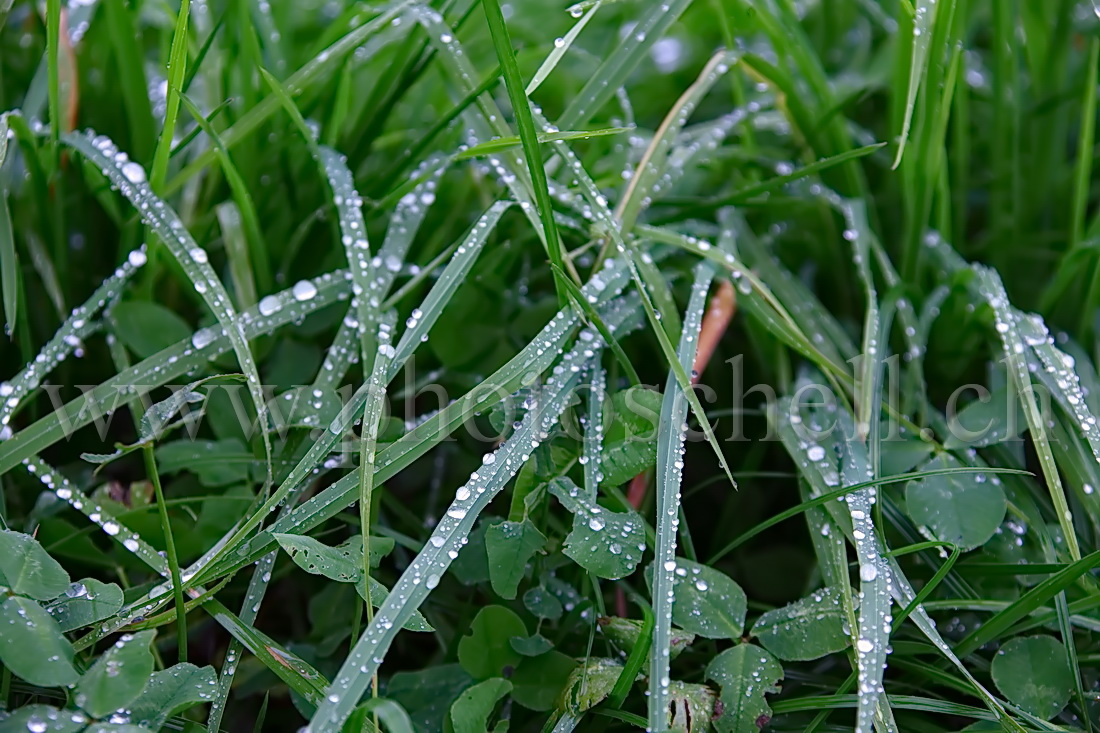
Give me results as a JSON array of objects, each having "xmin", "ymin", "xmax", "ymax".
[
  {"xmin": 0, "ymin": 244, "xmax": 148, "ymax": 437},
  {"xmin": 62, "ymin": 131, "xmax": 274, "ymax": 487},
  {"xmin": 166, "ymin": 0, "xmax": 414, "ymax": 194},
  {"xmin": 583, "ymin": 362, "xmax": 605, "ymax": 498},
  {"xmin": 309, "ymin": 330, "xmax": 618, "ymax": 730},
  {"xmin": 892, "ymin": 0, "xmax": 940, "ymax": 168},
  {"xmin": 648, "ymin": 261, "xmax": 713, "ymax": 730},
  {"xmin": 558, "ymin": 0, "xmax": 692, "ymax": 128},
  {"xmin": 482, "ymin": 0, "xmax": 570, "ymax": 308},
  {"xmin": 616, "ymin": 50, "xmax": 737, "ymax": 233},
  {"xmin": 0, "ymin": 269, "xmax": 349, "ymax": 474},
  {"xmin": 525, "ymin": 2, "xmax": 599, "ymax": 96},
  {"xmin": 975, "ymin": 266, "xmax": 1081, "ymax": 561}
]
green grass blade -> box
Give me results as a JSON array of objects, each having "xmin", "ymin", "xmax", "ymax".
[
  {"xmin": 149, "ymin": 0, "xmax": 191, "ymax": 190},
  {"xmin": 648, "ymin": 261, "xmax": 714, "ymax": 731},
  {"xmin": 0, "ymin": 188, "xmax": 17, "ymax": 338},
  {"xmin": 975, "ymin": 266, "xmax": 1081, "ymax": 561},
  {"xmin": 525, "ymin": 2, "xmax": 600, "ymax": 96},
  {"xmin": 63, "ymin": 131, "xmax": 275, "ymax": 487},
  {"xmin": 310, "ymin": 329, "xmax": 618, "ymax": 730},
  {"xmin": 558, "ymin": 0, "xmax": 691, "ymax": 128},
  {"xmin": 892, "ymin": 0, "xmax": 939, "ymax": 168},
  {"xmin": 0, "ymin": 270, "xmax": 349, "ymax": 474},
  {"xmin": 482, "ymin": 0, "xmax": 571, "ymax": 308}
]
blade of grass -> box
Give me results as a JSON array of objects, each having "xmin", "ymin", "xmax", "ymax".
[
  {"xmin": 648, "ymin": 261, "xmax": 714, "ymax": 731},
  {"xmin": 482, "ymin": 0, "xmax": 571, "ymax": 308},
  {"xmin": 142, "ymin": 443, "xmax": 187, "ymax": 662},
  {"xmin": 310, "ymin": 324, "xmax": 625, "ymax": 730},
  {"xmin": 63, "ymin": 131, "xmax": 275, "ymax": 489},
  {"xmin": 149, "ymin": 0, "xmax": 192, "ymax": 191},
  {"xmin": 525, "ymin": 2, "xmax": 599, "ymax": 96}
]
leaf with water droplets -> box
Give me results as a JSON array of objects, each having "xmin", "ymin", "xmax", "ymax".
[
  {"xmin": 705, "ymin": 644, "xmax": 783, "ymax": 733},
  {"xmin": 485, "ymin": 519, "xmax": 546, "ymax": 600},
  {"xmin": 0, "ymin": 596, "xmax": 78, "ymax": 687},
  {"xmin": 74, "ymin": 630, "xmax": 155, "ymax": 718},
  {"xmin": 458, "ymin": 605, "xmax": 526, "ymax": 680},
  {"xmin": 663, "ymin": 558, "xmax": 747, "ymax": 640},
  {"xmin": 523, "ymin": 586, "xmax": 563, "ymax": 620},
  {"xmin": 448, "ymin": 677, "xmax": 512, "ymax": 733},
  {"xmin": 550, "ymin": 477, "xmax": 645, "ymax": 580},
  {"xmin": 128, "ymin": 662, "xmax": 218, "ymax": 729},
  {"xmin": 667, "ymin": 681, "xmax": 717, "ymax": 733},
  {"xmin": 599, "ymin": 386, "xmax": 662, "ymax": 487},
  {"xmin": 991, "ymin": 635, "xmax": 1073, "ymax": 720},
  {"xmin": 272, "ymin": 533, "xmax": 426, "ymax": 630},
  {"xmin": 0, "ymin": 706, "xmax": 86, "ymax": 732},
  {"xmin": 0, "ymin": 529, "xmax": 70, "ymax": 600},
  {"xmin": 46, "ymin": 578, "xmax": 124, "ymax": 632},
  {"xmin": 944, "ymin": 386, "xmax": 1028, "ymax": 449},
  {"xmin": 559, "ymin": 658, "xmax": 625, "ymax": 715},
  {"xmin": 749, "ymin": 587, "xmax": 849, "ymax": 662},
  {"xmin": 905, "ymin": 454, "xmax": 1007, "ymax": 551}
]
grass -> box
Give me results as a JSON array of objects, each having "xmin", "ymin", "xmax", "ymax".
[{"xmin": 2, "ymin": 0, "xmax": 1100, "ymax": 731}]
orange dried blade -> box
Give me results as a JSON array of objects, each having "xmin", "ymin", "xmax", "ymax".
[{"xmin": 691, "ymin": 280, "xmax": 736, "ymax": 384}]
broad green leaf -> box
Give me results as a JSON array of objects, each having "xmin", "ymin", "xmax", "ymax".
[
  {"xmin": 706, "ymin": 644, "xmax": 783, "ymax": 733},
  {"xmin": 485, "ymin": 519, "xmax": 546, "ymax": 599},
  {"xmin": 510, "ymin": 634, "xmax": 554, "ymax": 657},
  {"xmin": 111, "ymin": 301, "xmax": 193, "ymax": 359},
  {"xmin": 560, "ymin": 658, "xmax": 625, "ymax": 714},
  {"xmin": 550, "ymin": 478, "xmax": 645, "ymax": 579},
  {"xmin": 447, "ymin": 678, "xmax": 511, "ymax": 733},
  {"xmin": 905, "ymin": 454, "xmax": 1007, "ymax": 550},
  {"xmin": 0, "ymin": 597, "xmax": 78, "ymax": 686},
  {"xmin": 457, "ymin": 605, "xmax": 526, "ymax": 680},
  {"xmin": 129, "ymin": 662, "xmax": 219, "ymax": 728},
  {"xmin": 273, "ymin": 533, "xmax": 426, "ymax": 630},
  {"xmin": 750, "ymin": 587, "xmax": 849, "ymax": 661},
  {"xmin": 945, "ymin": 386, "xmax": 1027, "ymax": 449},
  {"xmin": 74, "ymin": 629, "xmax": 155, "ymax": 718},
  {"xmin": 991, "ymin": 635, "xmax": 1074, "ymax": 720},
  {"xmin": 665, "ymin": 559, "xmax": 747, "ymax": 639},
  {"xmin": 511, "ymin": 650, "xmax": 576, "ymax": 712},
  {"xmin": 46, "ymin": 579, "xmax": 125, "ymax": 632},
  {"xmin": 156, "ymin": 438, "xmax": 253, "ymax": 487},
  {"xmin": 523, "ymin": 587, "xmax": 563, "ymax": 620},
  {"xmin": 388, "ymin": 664, "xmax": 473, "ymax": 732},
  {"xmin": 667, "ymin": 681, "xmax": 717, "ymax": 733},
  {"xmin": 345, "ymin": 699, "xmax": 415, "ymax": 733},
  {"xmin": 0, "ymin": 706, "xmax": 86, "ymax": 732},
  {"xmin": 599, "ymin": 386, "xmax": 662, "ymax": 487},
  {"xmin": 0, "ymin": 529, "xmax": 70, "ymax": 600}
]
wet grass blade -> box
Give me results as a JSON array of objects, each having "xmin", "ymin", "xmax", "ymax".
[
  {"xmin": 648, "ymin": 262, "xmax": 714, "ymax": 731},
  {"xmin": 482, "ymin": 0, "xmax": 570, "ymax": 308},
  {"xmin": 975, "ymin": 266, "xmax": 1081, "ymax": 561},
  {"xmin": 309, "ymin": 326, "xmax": 623, "ymax": 730},
  {"xmin": 525, "ymin": 2, "xmax": 599, "ymax": 96},
  {"xmin": 149, "ymin": 0, "xmax": 191, "ymax": 191},
  {"xmin": 63, "ymin": 131, "xmax": 274, "ymax": 487},
  {"xmin": 0, "ymin": 188, "xmax": 17, "ymax": 338},
  {"xmin": 892, "ymin": 0, "xmax": 939, "ymax": 168}
]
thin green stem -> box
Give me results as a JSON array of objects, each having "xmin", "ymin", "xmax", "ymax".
[{"xmin": 143, "ymin": 442, "xmax": 188, "ymax": 663}]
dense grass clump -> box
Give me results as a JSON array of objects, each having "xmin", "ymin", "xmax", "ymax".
[{"xmin": 2, "ymin": 0, "xmax": 1100, "ymax": 731}]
